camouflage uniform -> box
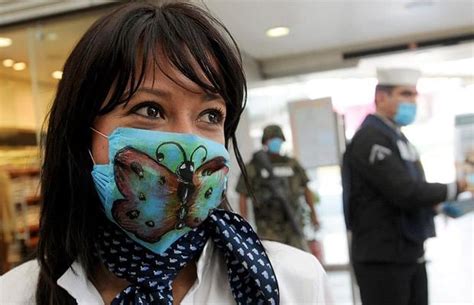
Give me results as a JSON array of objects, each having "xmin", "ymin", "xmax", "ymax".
[{"xmin": 236, "ymin": 126, "xmax": 310, "ymax": 250}]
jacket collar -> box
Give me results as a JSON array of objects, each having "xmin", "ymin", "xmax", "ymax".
[
  {"xmin": 57, "ymin": 240, "xmax": 215, "ymax": 304},
  {"xmin": 373, "ymin": 113, "xmax": 402, "ymax": 135}
]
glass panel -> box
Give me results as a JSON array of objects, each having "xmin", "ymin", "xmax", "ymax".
[
  {"xmin": 0, "ymin": 26, "xmax": 36, "ymax": 133},
  {"xmin": 0, "ymin": 25, "xmax": 39, "ymax": 274},
  {"xmin": 29, "ymin": 12, "xmax": 103, "ymax": 132},
  {"xmin": 0, "ymin": 9, "xmax": 105, "ymax": 273}
]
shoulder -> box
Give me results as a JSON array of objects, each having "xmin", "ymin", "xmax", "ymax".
[
  {"xmin": 263, "ymin": 240, "xmax": 324, "ymax": 280},
  {"xmin": 352, "ymin": 123, "xmax": 387, "ymax": 144},
  {"xmin": 0, "ymin": 260, "xmax": 39, "ymax": 304},
  {"xmin": 287, "ymin": 157, "xmax": 304, "ymax": 169},
  {"xmin": 349, "ymin": 124, "xmax": 393, "ymax": 156},
  {"xmin": 262, "ymin": 241, "xmax": 331, "ymax": 304},
  {"xmin": 276, "ymin": 155, "xmax": 292, "ymax": 163},
  {"xmin": 244, "ymin": 158, "xmax": 258, "ymax": 173}
]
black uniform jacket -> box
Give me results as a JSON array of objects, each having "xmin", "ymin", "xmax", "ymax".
[{"xmin": 342, "ymin": 114, "xmax": 448, "ymax": 263}]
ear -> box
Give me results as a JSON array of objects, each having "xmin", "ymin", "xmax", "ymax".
[{"xmin": 375, "ymin": 90, "xmax": 388, "ymax": 107}]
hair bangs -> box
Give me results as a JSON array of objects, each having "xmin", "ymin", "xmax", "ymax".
[
  {"xmin": 97, "ymin": 9, "xmax": 158, "ymax": 115},
  {"xmin": 97, "ymin": 2, "xmax": 245, "ymax": 144},
  {"xmin": 157, "ymin": 3, "xmax": 246, "ymax": 143}
]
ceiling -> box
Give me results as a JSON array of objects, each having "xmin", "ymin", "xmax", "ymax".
[
  {"xmin": 203, "ymin": 0, "xmax": 474, "ymax": 60},
  {"xmin": 0, "ymin": 9, "xmax": 107, "ymax": 86},
  {"xmin": 243, "ymin": 41, "xmax": 474, "ymax": 91},
  {"xmin": 0, "ymin": 0, "xmax": 473, "ymax": 85},
  {"xmin": 0, "ymin": 0, "xmax": 111, "ymax": 26}
]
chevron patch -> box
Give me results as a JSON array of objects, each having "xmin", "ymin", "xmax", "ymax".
[{"xmin": 369, "ymin": 144, "xmax": 392, "ymax": 164}]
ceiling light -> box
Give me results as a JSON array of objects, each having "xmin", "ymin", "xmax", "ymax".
[
  {"xmin": 12, "ymin": 62, "xmax": 26, "ymax": 71},
  {"xmin": 266, "ymin": 27, "xmax": 290, "ymax": 38},
  {"xmin": 51, "ymin": 70, "xmax": 63, "ymax": 80},
  {"xmin": 0, "ymin": 37, "xmax": 12, "ymax": 47},
  {"xmin": 2, "ymin": 59, "xmax": 14, "ymax": 67}
]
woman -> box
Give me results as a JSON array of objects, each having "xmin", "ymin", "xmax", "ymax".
[{"xmin": 0, "ymin": 2, "xmax": 330, "ymax": 304}]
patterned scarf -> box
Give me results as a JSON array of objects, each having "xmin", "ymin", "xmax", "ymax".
[{"xmin": 96, "ymin": 209, "xmax": 279, "ymax": 305}]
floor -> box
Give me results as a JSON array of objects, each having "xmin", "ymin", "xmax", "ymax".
[{"xmin": 324, "ymin": 214, "xmax": 474, "ymax": 305}]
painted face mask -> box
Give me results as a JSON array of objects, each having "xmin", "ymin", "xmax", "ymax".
[
  {"xmin": 91, "ymin": 127, "xmax": 230, "ymax": 254},
  {"xmin": 267, "ymin": 138, "xmax": 284, "ymax": 154},
  {"xmin": 394, "ymin": 102, "xmax": 417, "ymax": 126}
]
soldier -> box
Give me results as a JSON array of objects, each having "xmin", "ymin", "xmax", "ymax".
[
  {"xmin": 342, "ymin": 68, "xmax": 468, "ymax": 305},
  {"xmin": 236, "ymin": 124, "xmax": 320, "ymax": 250}
]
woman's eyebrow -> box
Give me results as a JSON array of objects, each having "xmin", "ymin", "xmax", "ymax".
[
  {"xmin": 134, "ymin": 87, "xmax": 172, "ymax": 99},
  {"xmin": 122, "ymin": 87, "xmax": 225, "ymax": 107},
  {"xmin": 132, "ymin": 88, "xmax": 221, "ymax": 101},
  {"xmin": 120, "ymin": 87, "xmax": 170, "ymax": 109},
  {"xmin": 202, "ymin": 92, "xmax": 223, "ymax": 102}
]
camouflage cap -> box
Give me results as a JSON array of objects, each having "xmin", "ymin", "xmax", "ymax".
[{"xmin": 262, "ymin": 124, "xmax": 286, "ymax": 144}]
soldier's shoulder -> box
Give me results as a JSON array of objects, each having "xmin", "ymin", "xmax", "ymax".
[
  {"xmin": 273, "ymin": 155, "xmax": 293, "ymax": 164},
  {"xmin": 243, "ymin": 157, "xmax": 260, "ymax": 172},
  {"xmin": 287, "ymin": 156, "xmax": 301, "ymax": 165}
]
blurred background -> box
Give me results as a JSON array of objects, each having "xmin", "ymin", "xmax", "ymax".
[{"xmin": 0, "ymin": 1, "xmax": 472, "ymax": 304}]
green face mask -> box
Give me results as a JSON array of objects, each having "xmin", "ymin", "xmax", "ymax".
[{"xmin": 91, "ymin": 127, "xmax": 230, "ymax": 254}]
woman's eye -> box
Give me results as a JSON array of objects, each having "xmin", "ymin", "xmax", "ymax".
[
  {"xmin": 134, "ymin": 104, "xmax": 163, "ymax": 119},
  {"xmin": 200, "ymin": 109, "xmax": 224, "ymax": 125}
]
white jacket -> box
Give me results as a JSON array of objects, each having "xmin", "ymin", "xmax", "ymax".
[{"xmin": 0, "ymin": 240, "xmax": 331, "ymax": 305}]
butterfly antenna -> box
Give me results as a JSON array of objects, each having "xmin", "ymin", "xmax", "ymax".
[
  {"xmin": 156, "ymin": 141, "xmax": 187, "ymax": 162},
  {"xmin": 190, "ymin": 145, "xmax": 208, "ymax": 164}
]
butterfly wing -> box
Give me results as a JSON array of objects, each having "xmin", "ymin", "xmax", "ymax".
[
  {"xmin": 112, "ymin": 146, "xmax": 181, "ymax": 243},
  {"xmin": 185, "ymin": 156, "xmax": 229, "ymax": 227}
]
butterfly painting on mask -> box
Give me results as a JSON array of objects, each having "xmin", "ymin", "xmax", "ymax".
[{"xmin": 111, "ymin": 142, "xmax": 229, "ymax": 244}]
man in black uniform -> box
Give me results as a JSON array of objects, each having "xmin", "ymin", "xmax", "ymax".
[{"xmin": 342, "ymin": 68, "xmax": 467, "ymax": 305}]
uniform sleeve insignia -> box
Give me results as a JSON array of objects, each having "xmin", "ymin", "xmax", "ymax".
[{"xmin": 369, "ymin": 144, "xmax": 392, "ymax": 164}]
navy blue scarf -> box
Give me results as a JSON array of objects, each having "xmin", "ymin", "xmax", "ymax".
[{"xmin": 96, "ymin": 209, "xmax": 279, "ymax": 305}]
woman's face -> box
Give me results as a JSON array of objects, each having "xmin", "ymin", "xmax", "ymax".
[{"xmin": 91, "ymin": 60, "xmax": 227, "ymax": 165}]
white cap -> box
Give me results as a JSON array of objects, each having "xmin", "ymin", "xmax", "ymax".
[{"xmin": 376, "ymin": 68, "xmax": 421, "ymax": 86}]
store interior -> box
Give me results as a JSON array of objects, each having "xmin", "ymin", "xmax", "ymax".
[{"xmin": 0, "ymin": 8, "xmax": 106, "ymax": 273}]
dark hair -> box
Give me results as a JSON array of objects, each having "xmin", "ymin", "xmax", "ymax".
[
  {"xmin": 374, "ymin": 84, "xmax": 395, "ymax": 105},
  {"xmin": 36, "ymin": 2, "xmax": 248, "ymax": 304},
  {"xmin": 375, "ymin": 84, "xmax": 395, "ymax": 94}
]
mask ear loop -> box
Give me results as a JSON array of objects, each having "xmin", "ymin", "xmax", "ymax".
[
  {"xmin": 89, "ymin": 127, "xmax": 110, "ymax": 165},
  {"xmin": 88, "ymin": 149, "xmax": 96, "ymax": 165},
  {"xmin": 90, "ymin": 127, "xmax": 109, "ymax": 139}
]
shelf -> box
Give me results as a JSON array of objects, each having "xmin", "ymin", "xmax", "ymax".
[{"xmin": 6, "ymin": 167, "xmax": 40, "ymax": 179}]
